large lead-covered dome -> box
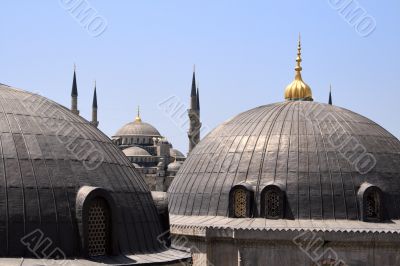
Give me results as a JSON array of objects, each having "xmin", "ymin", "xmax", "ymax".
[
  {"xmin": 0, "ymin": 84, "xmax": 166, "ymax": 259},
  {"xmin": 114, "ymin": 119, "xmax": 161, "ymax": 137},
  {"xmin": 168, "ymin": 101, "xmax": 400, "ymax": 220}
]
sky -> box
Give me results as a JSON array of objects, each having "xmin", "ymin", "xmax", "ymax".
[{"xmin": 0, "ymin": 0, "xmax": 399, "ymax": 154}]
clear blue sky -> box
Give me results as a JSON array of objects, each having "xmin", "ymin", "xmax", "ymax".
[{"xmin": 0, "ymin": 1, "xmax": 399, "ymax": 154}]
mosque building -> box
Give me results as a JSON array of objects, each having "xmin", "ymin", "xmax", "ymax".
[
  {"xmin": 110, "ymin": 70, "xmax": 201, "ymax": 192},
  {"xmin": 111, "ymin": 107, "xmax": 186, "ymax": 192},
  {"xmin": 69, "ymin": 67, "xmax": 201, "ymax": 192},
  {"xmin": 167, "ymin": 38, "xmax": 400, "ymax": 266}
]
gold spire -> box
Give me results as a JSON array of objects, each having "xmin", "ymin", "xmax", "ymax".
[
  {"xmin": 284, "ymin": 34, "xmax": 313, "ymax": 101},
  {"xmin": 135, "ymin": 105, "xmax": 142, "ymax": 122}
]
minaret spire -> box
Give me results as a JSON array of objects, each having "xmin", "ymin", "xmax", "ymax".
[
  {"xmin": 188, "ymin": 66, "xmax": 201, "ymax": 154},
  {"xmin": 196, "ymin": 86, "xmax": 200, "ymax": 111},
  {"xmin": 91, "ymin": 80, "xmax": 99, "ymax": 128},
  {"xmin": 329, "ymin": 84, "xmax": 333, "ymax": 105},
  {"xmin": 135, "ymin": 105, "xmax": 142, "ymax": 122},
  {"xmin": 295, "ymin": 34, "xmax": 303, "ymax": 81},
  {"xmin": 190, "ymin": 65, "xmax": 197, "ymax": 109},
  {"xmin": 71, "ymin": 64, "xmax": 79, "ymax": 115}
]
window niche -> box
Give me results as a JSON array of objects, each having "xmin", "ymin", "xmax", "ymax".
[
  {"xmin": 229, "ymin": 184, "xmax": 254, "ymax": 218},
  {"xmin": 75, "ymin": 186, "xmax": 118, "ymax": 257},
  {"xmin": 357, "ymin": 183, "xmax": 384, "ymax": 222},
  {"xmin": 260, "ymin": 184, "xmax": 285, "ymax": 219}
]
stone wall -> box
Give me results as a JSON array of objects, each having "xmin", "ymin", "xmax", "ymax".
[{"xmin": 171, "ymin": 233, "xmax": 400, "ymax": 266}]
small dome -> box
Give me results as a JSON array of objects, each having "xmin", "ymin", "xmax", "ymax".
[
  {"xmin": 170, "ymin": 148, "xmax": 185, "ymax": 159},
  {"xmin": 114, "ymin": 120, "xmax": 161, "ymax": 137},
  {"xmin": 123, "ymin": 146, "xmax": 151, "ymax": 157},
  {"xmin": 168, "ymin": 161, "xmax": 182, "ymax": 172}
]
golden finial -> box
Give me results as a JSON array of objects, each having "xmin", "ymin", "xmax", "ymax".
[
  {"xmin": 295, "ymin": 34, "xmax": 303, "ymax": 80},
  {"xmin": 284, "ymin": 34, "xmax": 313, "ymax": 101},
  {"xmin": 135, "ymin": 105, "xmax": 142, "ymax": 122}
]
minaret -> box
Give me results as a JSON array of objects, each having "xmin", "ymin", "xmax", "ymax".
[
  {"xmin": 188, "ymin": 66, "xmax": 201, "ymax": 153},
  {"xmin": 197, "ymin": 86, "xmax": 200, "ymax": 111},
  {"xmin": 71, "ymin": 64, "xmax": 79, "ymax": 115},
  {"xmin": 329, "ymin": 85, "xmax": 333, "ymax": 105},
  {"xmin": 91, "ymin": 81, "xmax": 99, "ymax": 127}
]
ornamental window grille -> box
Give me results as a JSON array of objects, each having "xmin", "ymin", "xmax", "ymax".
[
  {"xmin": 87, "ymin": 198, "xmax": 111, "ymax": 257},
  {"xmin": 366, "ymin": 191, "xmax": 380, "ymax": 220},
  {"xmin": 265, "ymin": 190, "xmax": 280, "ymax": 219},
  {"xmin": 233, "ymin": 189, "xmax": 247, "ymax": 218}
]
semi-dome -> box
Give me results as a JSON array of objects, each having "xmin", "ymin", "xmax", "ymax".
[
  {"xmin": 170, "ymin": 148, "xmax": 185, "ymax": 160},
  {"xmin": 168, "ymin": 161, "xmax": 183, "ymax": 172},
  {"xmin": 0, "ymin": 84, "xmax": 188, "ymax": 263},
  {"xmin": 123, "ymin": 146, "xmax": 152, "ymax": 157},
  {"xmin": 168, "ymin": 101, "xmax": 400, "ymax": 220}
]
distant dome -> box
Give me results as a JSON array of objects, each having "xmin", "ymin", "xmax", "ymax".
[
  {"xmin": 170, "ymin": 148, "xmax": 185, "ymax": 159},
  {"xmin": 168, "ymin": 161, "xmax": 183, "ymax": 172},
  {"xmin": 0, "ymin": 84, "xmax": 166, "ymax": 259},
  {"xmin": 123, "ymin": 146, "xmax": 151, "ymax": 157},
  {"xmin": 168, "ymin": 101, "xmax": 400, "ymax": 220},
  {"xmin": 114, "ymin": 120, "xmax": 161, "ymax": 137}
]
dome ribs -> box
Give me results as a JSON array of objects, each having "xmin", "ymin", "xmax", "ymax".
[
  {"xmin": 169, "ymin": 101, "xmax": 400, "ymax": 220},
  {"xmin": 0, "ymin": 84, "xmax": 166, "ymax": 257},
  {"xmin": 0, "ymin": 95, "xmax": 28, "ymax": 255},
  {"xmin": 208, "ymin": 104, "xmax": 280, "ymax": 216},
  {"xmin": 216, "ymin": 104, "xmax": 283, "ymax": 216}
]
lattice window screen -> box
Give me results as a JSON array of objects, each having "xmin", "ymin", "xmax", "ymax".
[
  {"xmin": 366, "ymin": 192, "xmax": 378, "ymax": 219},
  {"xmin": 88, "ymin": 198, "xmax": 110, "ymax": 257},
  {"xmin": 266, "ymin": 190, "xmax": 280, "ymax": 219},
  {"xmin": 234, "ymin": 189, "xmax": 247, "ymax": 218}
]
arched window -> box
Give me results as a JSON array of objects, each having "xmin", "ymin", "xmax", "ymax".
[
  {"xmin": 229, "ymin": 184, "xmax": 254, "ymax": 218},
  {"xmin": 261, "ymin": 185, "xmax": 285, "ymax": 219},
  {"xmin": 87, "ymin": 198, "xmax": 111, "ymax": 257},
  {"xmin": 358, "ymin": 183, "xmax": 383, "ymax": 222}
]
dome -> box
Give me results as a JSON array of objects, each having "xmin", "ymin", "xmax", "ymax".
[
  {"xmin": 0, "ymin": 84, "xmax": 167, "ymax": 259},
  {"xmin": 168, "ymin": 101, "xmax": 400, "ymax": 220},
  {"xmin": 114, "ymin": 120, "xmax": 161, "ymax": 137},
  {"xmin": 170, "ymin": 148, "xmax": 185, "ymax": 159},
  {"xmin": 168, "ymin": 161, "xmax": 183, "ymax": 172},
  {"xmin": 123, "ymin": 146, "xmax": 152, "ymax": 157}
]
